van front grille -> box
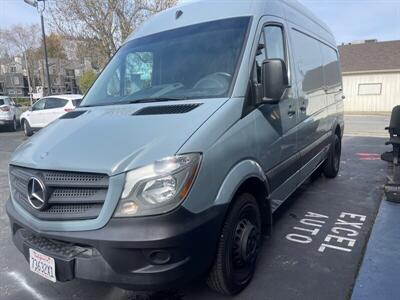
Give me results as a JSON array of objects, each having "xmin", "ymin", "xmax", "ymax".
[{"xmin": 9, "ymin": 165, "xmax": 109, "ymax": 221}]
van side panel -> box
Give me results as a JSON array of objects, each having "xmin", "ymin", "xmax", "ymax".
[
  {"xmin": 289, "ymin": 27, "xmax": 330, "ymax": 170},
  {"xmin": 283, "ymin": 0, "xmax": 343, "ymax": 183},
  {"xmin": 179, "ymin": 1, "xmax": 343, "ymax": 214}
]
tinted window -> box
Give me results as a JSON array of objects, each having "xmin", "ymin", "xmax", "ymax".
[
  {"xmin": 45, "ymin": 98, "xmax": 68, "ymax": 109},
  {"xmin": 264, "ymin": 26, "xmax": 285, "ymax": 61},
  {"xmin": 32, "ymin": 99, "xmax": 45, "ymax": 111},
  {"xmin": 292, "ymin": 30, "xmax": 324, "ymax": 94},
  {"xmin": 81, "ymin": 17, "xmax": 250, "ymax": 107},
  {"xmin": 0, "ymin": 99, "xmax": 4, "ymax": 106},
  {"xmin": 321, "ymin": 45, "xmax": 341, "ymax": 89}
]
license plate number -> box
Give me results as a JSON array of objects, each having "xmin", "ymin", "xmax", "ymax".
[{"xmin": 29, "ymin": 249, "xmax": 56, "ymax": 282}]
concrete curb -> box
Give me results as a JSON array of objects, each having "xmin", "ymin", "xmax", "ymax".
[{"xmin": 351, "ymin": 197, "xmax": 400, "ymax": 300}]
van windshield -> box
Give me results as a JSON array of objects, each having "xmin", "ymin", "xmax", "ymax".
[{"xmin": 81, "ymin": 17, "xmax": 250, "ymax": 107}]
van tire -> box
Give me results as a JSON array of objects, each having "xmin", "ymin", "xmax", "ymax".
[
  {"xmin": 207, "ymin": 193, "xmax": 262, "ymax": 295},
  {"xmin": 322, "ymin": 133, "xmax": 341, "ymax": 178},
  {"xmin": 22, "ymin": 119, "xmax": 33, "ymax": 137}
]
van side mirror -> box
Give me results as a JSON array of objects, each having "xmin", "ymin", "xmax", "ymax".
[
  {"xmin": 262, "ymin": 59, "xmax": 289, "ymax": 104},
  {"xmin": 28, "ymin": 106, "xmax": 32, "ymax": 111}
]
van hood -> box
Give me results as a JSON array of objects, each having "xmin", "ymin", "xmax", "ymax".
[{"xmin": 11, "ymin": 99, "xmax": 228, "ymax": 175}]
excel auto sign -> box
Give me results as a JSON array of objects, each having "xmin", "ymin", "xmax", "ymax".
[{"xmin": 285, "ymin": 211, "xmax": 367, "ymax": 253}]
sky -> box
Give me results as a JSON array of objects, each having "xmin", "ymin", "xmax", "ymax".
[{"xmin": 0, "ymin": 0, "xmax": 400, "ymax": 44}]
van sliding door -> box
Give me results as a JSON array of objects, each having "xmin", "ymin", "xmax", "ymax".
[{"xmin": 290, "ymin": 28, "xmax": 331, "ymax": 179}]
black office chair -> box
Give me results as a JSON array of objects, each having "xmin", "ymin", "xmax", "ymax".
[
  {"xmin": 384, "ymin": 106, "xmax": 400, "ymax": 202},
  {"xmin": 384, "ymin": 105, "xmax": 400, "ymax": 165}
]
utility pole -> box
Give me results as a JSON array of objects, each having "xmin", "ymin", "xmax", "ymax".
[
  {"xmin": 24, "ymin": 0, "xmax": 51, "ymax": 96},
  {"xmin": 23, "ymin": 52, "xmax": 33, "ymax": 106}
]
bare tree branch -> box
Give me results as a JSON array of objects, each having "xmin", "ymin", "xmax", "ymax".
[{"xmin": 48, "ymin": 0, "xmax": 177, "ymax": 64}]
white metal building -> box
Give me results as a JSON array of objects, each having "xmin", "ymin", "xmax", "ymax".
[{"xmin": 338, "ymin": 40, "xmax": 400, "ymax": 112}]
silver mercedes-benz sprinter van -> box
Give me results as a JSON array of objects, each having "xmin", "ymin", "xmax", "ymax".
[{"xmin": 6, "ymin": 0, "xmax": 344, "ymax": 295}]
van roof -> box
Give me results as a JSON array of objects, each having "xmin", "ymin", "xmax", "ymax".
[{"xmin": 127, "ymin": 0, "xmax": 335, "ymax": 46}]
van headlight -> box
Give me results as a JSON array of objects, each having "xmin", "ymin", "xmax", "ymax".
[{"xmin": 114, "ymin": 153, "xmax": 201, "ymax": 217}]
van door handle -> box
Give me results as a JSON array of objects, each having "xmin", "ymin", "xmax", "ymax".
[{"xmin": 288, "ymin": 109, "xmax": 296, "ymax": 117}]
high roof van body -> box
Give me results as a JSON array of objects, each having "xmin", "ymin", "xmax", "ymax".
[{"xmin": 7, "ymin": 0, "xmax": 344, "ymax": 295}]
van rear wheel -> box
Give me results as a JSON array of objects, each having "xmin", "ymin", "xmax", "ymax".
[
  {"xmin": 322, "ymin": 133, "xmax": 341, "ymax": 178},
  {"xmin": 207, "ymin": 193, "xmax": 262, "ymax": 295}
]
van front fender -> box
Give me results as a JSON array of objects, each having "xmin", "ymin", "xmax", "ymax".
[{"xmin": 214, "ymin": 159, "xmax": 269, "ymax": 207}]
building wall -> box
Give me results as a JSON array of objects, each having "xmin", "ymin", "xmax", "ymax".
[{"xmin": 342, "ymin": 71, "xmax": 400, "ymax": 112}]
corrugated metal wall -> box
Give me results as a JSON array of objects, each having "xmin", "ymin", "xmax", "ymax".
[{"xmin": 342, "ymin": 72, "xmax": 400, "ymax": 112}]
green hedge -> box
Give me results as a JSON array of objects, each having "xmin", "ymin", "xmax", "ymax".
[{"xmin": 12, "ymin": 97, "xmax": 32, "ymax": 107}]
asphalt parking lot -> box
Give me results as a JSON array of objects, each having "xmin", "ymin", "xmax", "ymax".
[{"xmin": 0, "ymin": 115, "xmax": 391, "ymax": 300}]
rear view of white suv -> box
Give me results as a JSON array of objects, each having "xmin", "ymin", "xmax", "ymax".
[
  {"xmin": 0, "ymin": 96, "xmax": 21, "ymax": 132},
  {"xmin": 20, "ymin": 94, "xmax": 83, "ymax": 136}
]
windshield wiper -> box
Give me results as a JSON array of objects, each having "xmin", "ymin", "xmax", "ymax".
[{"xmin": 125, "ymin": 96, "xmax": 188, "ymax": 104}]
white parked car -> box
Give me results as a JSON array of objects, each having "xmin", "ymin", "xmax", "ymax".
[
  {"xmin": 0, "ymin": 96, "xmax": 22, "ymax": 132},
  {"xmin": 20, "ymin": 94, "xmax": 83, "ymax": 136}
]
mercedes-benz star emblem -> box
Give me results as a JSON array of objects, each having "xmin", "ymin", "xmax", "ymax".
[{"xmin": 27, "ymin": 177, "xmax": 47, "ymax": 210}]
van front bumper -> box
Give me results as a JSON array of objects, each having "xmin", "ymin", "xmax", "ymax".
[{"xmin": 6, "ymin": 199, "xmax": 226, "ymax": 290}]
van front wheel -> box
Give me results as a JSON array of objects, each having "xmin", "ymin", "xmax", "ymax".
[{"xmin": 207, "ymin": 193, "xmax": 262, "ymax": 295}]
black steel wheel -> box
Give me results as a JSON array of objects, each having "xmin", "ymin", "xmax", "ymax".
[{"xmin": 207, "ymin": 193, "xmax": 262, "ymax": 295}]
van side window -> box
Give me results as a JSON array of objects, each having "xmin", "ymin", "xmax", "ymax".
[
  {"xmin": 321, "ymin": 46, "xmax": 341, "ymax": 91},
  {"xmin": 291, "ymin": 30, "xmax": 324, "ymax": 94},
  {"xmin": 264, "ymin": 26, "xmax": 286, "ymax": 61},
  {"xmin": 253, "ymin": 34, "xmax": 266, "ymax": 84},
  {"xmin": 252, "ymin": 24, "xmax": 287, "ymax": 85}
]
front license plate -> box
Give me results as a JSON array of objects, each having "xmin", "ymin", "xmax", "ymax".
[{"xmin": 29, "ymin": 248, "xmax": 56, "ymax": 282}]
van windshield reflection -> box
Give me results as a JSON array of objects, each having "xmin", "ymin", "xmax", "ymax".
[{"xmin": 80, "ymin": 17, "xmax": 250, "ymax": 107}]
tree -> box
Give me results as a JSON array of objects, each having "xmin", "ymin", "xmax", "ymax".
[
  {"xmin": 0, "ymin": 24, "xmax": 41, "ymax": 95},
  {"xmin": 79, "ymin": 70, "xmax": 97, "ymax": 94},
  {"xmin": 45, "ymin": 33, "xmax": 67, "ymax": 59},
  {"xmin": 0, "ymin": 24, "xmax": 40, "ymax": 55},
  {"xmin": 49, "ymin": 0, "xmax": 177, "ymax": 64}
]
